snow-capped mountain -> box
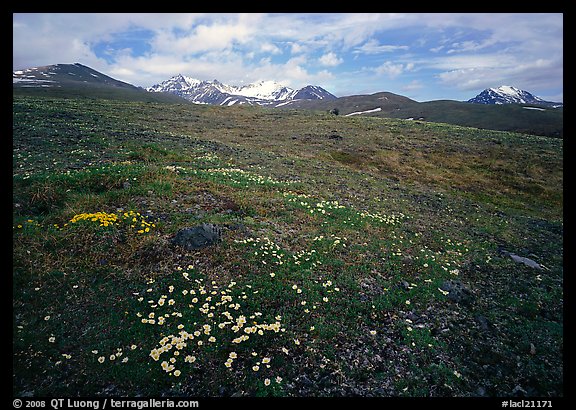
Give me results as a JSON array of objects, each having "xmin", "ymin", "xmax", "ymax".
[
  {"xmin": 146, "ymin": 75, "xmax": 336, "ymax": 106},
  {"xmin": 467, "ymin": 86, "xmax": 562, "ymax": 107}
]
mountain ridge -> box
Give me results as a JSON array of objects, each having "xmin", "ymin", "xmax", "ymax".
[{"xmin": 146, "ymin": 74, "xmax": 337, "ymax": 106}]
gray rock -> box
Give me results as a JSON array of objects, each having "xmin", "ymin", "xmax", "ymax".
[
  {"xmin": 509, "ymin": 253, "xmax": 542, "ymax": 269},
  {"xmin": 170, "ymin": 224, "xmax": 222, "ymax": 250}
]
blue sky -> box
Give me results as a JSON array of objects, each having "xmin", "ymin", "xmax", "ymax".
[{"xmin": 13, "ymin": 13, "xmax": 563, "ymax": 102}]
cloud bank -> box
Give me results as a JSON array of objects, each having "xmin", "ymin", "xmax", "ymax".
[{"xmin": 13, "ymin": 13, "xmax": 563, "ymax": 102}]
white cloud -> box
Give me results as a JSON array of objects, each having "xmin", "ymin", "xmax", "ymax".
[
  {"xmin": 260, "ymin": 42, "xmax": 282, "ymax": 55},
  {"xmin": 290, "ymin": 42, "xmax": 305, "ymax": 54},
  {"xmin": 373, "ymin": 61, "xmax": 414, "ymax": 78},
  {"xmin": 427, "ymin": 53, "xmax": 517, "ymax": 71},
  {"xmin": 319, "ymin": 52, "xmax": 343, "ymax": 67},
  {"xmin": 435, "ymin": 55, "xmax": 562, "ymax": 92},
  {"xmin": 149, "ymin": 14, "xmax": 259, "ymax": 55},
  {"xmin": 353, "ymin": 39, "xmax": 409, "ymax": 54}
]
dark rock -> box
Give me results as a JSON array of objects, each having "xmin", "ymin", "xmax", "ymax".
[
  {"xmin": 297, "ymin": 374, "xmax": 314, "ymax": 387},
  {"xmin": 475, "ymin": 315, "xmax": 491, "ymax": 332},
  {"xmin": 170, "ymin": 224, "xmax": 222, "ymax": 250},
  {"xmin": 440, "ymin": 280, "xmax": 474, "ymax": 305}
]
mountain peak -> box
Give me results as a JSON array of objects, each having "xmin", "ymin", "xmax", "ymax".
[
  {"xmin": 468, "ymin": 86, "xmax": 561, "ymax": 107},
  {"xmin": 489, "ymin": 85, "xmax": 524, "ymax": 97}
]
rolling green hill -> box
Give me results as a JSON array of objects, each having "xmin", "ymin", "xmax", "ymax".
[
  {"xmin": 13, "ymin": 89, "xmax": 563, "ymax": 397},
  {"xmin": 282, "ymin": 92, "xmax": 563, "ymax": 138}
]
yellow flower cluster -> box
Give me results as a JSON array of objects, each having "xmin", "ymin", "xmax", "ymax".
[
  {"xmin": 14, "ymin": 219, "xmax": 42, "ymax": 230},
  {"xmin": 68, "ymin": 212, "xmax": 118, "ymax": 227},
  {"xmin": 64, "ymin": 210, "xmax": 155, "ymax": 234}
]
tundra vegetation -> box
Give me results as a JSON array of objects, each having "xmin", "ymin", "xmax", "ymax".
[{"xmin": 13, "ymin": 94, "xmax": 562, "ymax": 397}]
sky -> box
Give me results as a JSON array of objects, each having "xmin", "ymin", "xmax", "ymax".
[{"xmin": 13, "ymin": 13, "xmax": 563, "ymax": 102}]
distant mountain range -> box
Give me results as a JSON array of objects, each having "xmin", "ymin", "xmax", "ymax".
[
  {"xmin": 467, "ymin": 85, "xmax": 563, "ymax": 108},
  {"xmin": 12, "ymin": 63, "xmax": 563, "ymax": 137},
  {"xmin": 146, "ymin": 74, "xmax": 336, "ymax": 106}
]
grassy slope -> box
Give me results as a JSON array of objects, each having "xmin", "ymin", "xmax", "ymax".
[
  {"xmin": 382, "ymin": 101, "xmax": 564, "ymax": 138},
  {"xmin": 13, "ymin": 94, "xmax": 563, "ymax": 397}
]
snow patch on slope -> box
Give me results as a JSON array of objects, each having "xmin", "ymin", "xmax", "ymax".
[{"xmin": 344, "ymin": 107, "xmax": 382, "ymax": 116}]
